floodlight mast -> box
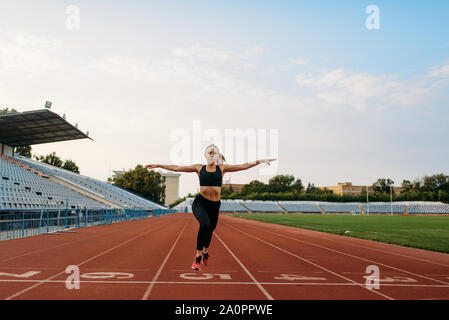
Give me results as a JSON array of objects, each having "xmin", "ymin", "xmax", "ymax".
[
  {"xmin": 390, "ymin": 185, "xmax": 393, "ymax": 216},
  {"xmin": 366, "ymin": 185, "xmax": 369, "ymax": 215}
]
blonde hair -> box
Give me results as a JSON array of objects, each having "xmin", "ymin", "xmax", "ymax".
[{"xmin": 204, "ymin": 144, "xmax": 226, "ymax": 165}]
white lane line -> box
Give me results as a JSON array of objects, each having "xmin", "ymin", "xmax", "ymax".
[
  {"xmin": 170, "ymin": 270, "xmax": 239, "ymax": 272},
  {"xmin": 225, "ymin": 223, "xmax": 394, "ymax": 300},
  {"xmin": 0, "ymin": 267, "xmax": 153, "ymax": 272},
  {"xmin": 4, "ymin": 219, "xmax": 170, "ymax": 300},
  {"xmin": 234, "ymin": 221, "xmax": 449, "ymax": 286},
  {"xmin": 0, "ymin": 217, "xmax": 163, "ymax": 263},
  {"xmin": 316, "ymin": 234, "xmax": 449, "ymax": 268},
  {"xmin": 214, "ymin": 232, "xmax": 274, "ymax": 300},
  {"xmin": 1, "ymin": 279, "xmax": 448, "ymax": 287},
  {"xmin": 0, "ymin": 230, "xmax": 114, "ymax": 263},
  {"xmin": 141, "ymin": 222, "xmax": 187, "ymax": 300}
]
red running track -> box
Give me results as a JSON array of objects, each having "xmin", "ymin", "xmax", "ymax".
[{"xmin": 0, "ymin": 212, "xmax": 448, "ymax": 300}]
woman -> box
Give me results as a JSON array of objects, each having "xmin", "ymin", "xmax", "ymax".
[{"xmin": 145, "ymin": 144, "xmax": 276, "ymax": 271}]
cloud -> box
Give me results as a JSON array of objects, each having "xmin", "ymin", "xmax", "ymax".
[
  {"xmin": 1, "ymin": 27, "xmax": 448, "ymax": 197},
  {"xmin": 294, "ymin": 64, "xmax": 449, "ymax": 111},
  {"xmin": 0, "ymin": 29, "xmax": 76, "ymax": 108},
  {"xmin": 172, "ymin": 44, "xmax": 232, "ymax": 63},
  {"xmin": 84, "ymin": 44, "xmax": 275, "ymax": 114},
  {"xmin": 0, "ymin": 28, "xmax": 74, "ymax": 80},
  {"xmin": 291, "ymin": 58, "xmax": 309, "ymax": 66},
  {"xmin": 426, "ymin": 59, "xmax": 449, "ymax": 79},
  {"xmin": 0, "ymin": 28, "xmax": 62, "ymax": 50},
  {"xmin": 171, "ymin": 42, "xmax": 265, "ymax": 67},
  {"xmin": 0, "ymin": 29, "xmax": 280, "ymax": 123}
]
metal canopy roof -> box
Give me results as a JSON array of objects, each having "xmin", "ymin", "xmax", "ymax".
[{"xmin": 0, "ymin": 109, "xmax": 93, "ymax": 147}]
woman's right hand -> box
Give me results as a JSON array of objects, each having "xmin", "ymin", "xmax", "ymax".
[{"xmin": 145, "ymin": 164, "xmax": 160, "ymax": 170}]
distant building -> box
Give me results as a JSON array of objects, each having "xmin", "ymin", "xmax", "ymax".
[
  {"xmin": 160, "ymin": 171, "xmax": 181, "ymax": 206},
  {"xmin": 320, "ymin": 182, "xmax": 403, "ymax": 196},
  {"xmin": 222, "ymin": 177, "xmax": 246, "ymax": 193}
]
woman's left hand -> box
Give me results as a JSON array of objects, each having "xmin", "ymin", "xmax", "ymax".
[{"xmin": 259, "ymin": 158, "xmax": 277, "ymax": 165}]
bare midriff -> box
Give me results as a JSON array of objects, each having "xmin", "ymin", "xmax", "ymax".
[{"xmin": 200, "ymin": 186, "xmax": 221, "ymax": 202}]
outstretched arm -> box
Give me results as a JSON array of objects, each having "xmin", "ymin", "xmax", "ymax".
[
  {"xmin": 145, "ymin": 163, "xmax": 201, "ymax": 173},
  {"xmin": 223, "ymin": 158, "xmax": 276, "ymax": 173}
]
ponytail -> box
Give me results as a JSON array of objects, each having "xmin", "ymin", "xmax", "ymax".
[{"xmin": 218, "ymin": 152, "xmax": 226, "ymax": 165}]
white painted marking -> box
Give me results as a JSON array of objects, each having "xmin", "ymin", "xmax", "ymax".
[
  {"xmin": 0, "ymin": 271, "xmax": 40, "ymax": 278},
  {"xmin": 225, "ymin": 223, "xmax": 394, "ymax": 300},
  {"xmin": 81, "ymin": 272, "xmax": 134, "ymax": 279},
  {"xmin": 179, "ymin": 273, "xmax": 232, "ymax": 280},
  {"xmin": 0, "ymin": 279, "xmax": 448, "ymax": 288},
  {"xmin": 214, "ymin": 233, "xmax": 274, "ymax": 300},
  {"xmin": 238, "ymin": 221, "xmax": 449, "ymax": 286},
  {"xmin": 141, "ymin": 222, "xmax": 187, "ymax": 300},
  {"xmin": 171, "ymin": 269, "xmax": 239, "ymax": 273},
  {"xmin": 65, "ymin": 265, "xmax": 80, "ymax": 290},
  {"xmin": 363, "ymin": 276, "xmax": 417, "ymax": 283},
  {"xmin": 365, "ymin": 265, "xmax": 380, "ymax": 290},
  {"xmin": 273, "ymin": 274, "xmax": 327, "ymax": 281},
  {"xmin": 5, "ymin": 219, "xmax": 168, "ymax": 300},
  {"xmin": 307, "ymin": 232, "xmax": 449, "ymax": 268}
]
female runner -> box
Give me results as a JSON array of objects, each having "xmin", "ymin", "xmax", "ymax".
[{"xmin": 145, "ymin": 144, "xmax": 276, "ymax": 271}]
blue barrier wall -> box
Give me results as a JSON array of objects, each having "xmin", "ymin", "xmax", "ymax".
[{"xmin": 0, "ymin": 207, "xmax": 178, "ymax": 241}]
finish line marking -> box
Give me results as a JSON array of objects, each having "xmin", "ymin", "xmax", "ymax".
[{"xmin": 0, "ymin": 279, "xmax": 448, "ymax": 288}]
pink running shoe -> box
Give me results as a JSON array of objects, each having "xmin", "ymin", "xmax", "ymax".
[
  {"xmin": 191, "ymin": 255, "xmax": 202, "ymax": 271},
  {"xmin": 202, "ymin": 252, "xmax": 209, "ymax": 266}
]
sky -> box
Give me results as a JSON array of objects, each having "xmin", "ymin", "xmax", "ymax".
[{"xmin": 0, "ymin": 0, "xmax": 448, "ymax": 198}]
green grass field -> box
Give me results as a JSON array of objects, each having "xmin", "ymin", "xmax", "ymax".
[{"xmin": 229, "ymin": 214, "xmax": 449, "ymax": 254}]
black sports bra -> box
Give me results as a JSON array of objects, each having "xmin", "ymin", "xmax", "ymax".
[{"xmin": 199, "ymin": 165, "xmax": 222, "ymax": 187}]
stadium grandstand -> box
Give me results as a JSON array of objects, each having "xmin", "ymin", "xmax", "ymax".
[
  {"xmin": 0, "ymin": 108, "xmax": 175, "ymax": 240},
  {"xmin": 174, "ymin": 197, "xmax": 449, "ymax": 215},
  {"xmin": 277, "ymin": 201, "xmax": 323, "ymax": 214}
]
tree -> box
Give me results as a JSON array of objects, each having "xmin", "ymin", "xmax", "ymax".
[
  {"xmin": 438, "ymin": 190, "xmax": 449, "ymax": 203},
  {"xmin": 422, "ymin": 174, "xmax": 449, "ymax": 193},
  {"xmin": 34, "ymin": 152, "xmax": 81, "ymax": 174},
  {"xmin": 401, "ymin": 180, "xmax": 413, "ymax": 193},
  {"xmin": 221, "ymin": 186, "xmax": 233, "ymax": 197},
  {"xmin": 372, "ymin": 178, "xmax": 394, "ymax": 194},
  {"xmin": 35, "ymin": 152, "xmax": 63, "ymax": 167},
  {"xmin": 291, "ymin": 178, "xmax": 304, "ymax": 194},
  {"xmin": 411, "ymin": 179, "xmax": 423, "ymax": 193},
  {"xmin": 268, "ymin": 174, "xmax": 295, "ymax": 193},
  {"xmin": 111, "ymin": 165, "xmax": 166, "ymax": 205},
  {"xmin": 62, "ymin": 159, "xmax": 80, "ymax": 174},
  {"xmin": 241, "ymin": 180, "xmax": 268, "ymax": 196},
  {"xmin": 306, "ymin": 182, "xmax": 318, "ymax": 193},
  {"xmin": 14, "ymin": 145, "xmax": 32, "ymax": 157},
  {"xmin": 0, "ymin": 107, "xmax": 18, "ymax": 114}
]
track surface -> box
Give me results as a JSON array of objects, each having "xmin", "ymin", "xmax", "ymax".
[{"xmin": 0, "ymin": 212, "xmax": 448, "ymax": 300}]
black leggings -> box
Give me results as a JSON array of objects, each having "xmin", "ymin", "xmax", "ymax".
[{"xmin": 192, "ymin": 193, "xmax": 221, "ymax": 251}]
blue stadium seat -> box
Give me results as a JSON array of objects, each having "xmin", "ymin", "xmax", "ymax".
[
  {"xmin": 1, "ymin": 156, "xmax": 104, "ymax": 210},
  {"xmin": 14, "ymin": 155, "xmax": 166, "ymax": 210}
]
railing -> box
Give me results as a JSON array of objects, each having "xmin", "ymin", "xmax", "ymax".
[
  {"xmin": 151, "ymin": 208, "xmax": 177, "ymax": 217},
  {"xmin": 0, "ymin": 206, "xmax": 176, "ymax": 241}
]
